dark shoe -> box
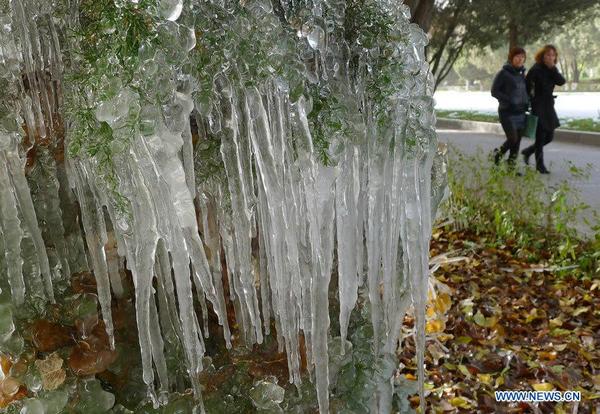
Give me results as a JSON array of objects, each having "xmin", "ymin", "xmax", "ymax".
[
  {"xmin": 521, "ymin": 148, "xmax": 532, "ymax": 165},
  {"xmin": 493, "ymin": 148, "xmax": 502, "ymax": 165},
  {"xmin": 535, "ymin": 152, "xmax": 550, "ymax": 174},
  {"xmin": 537, "ymin": 165, "xmax": 550, "ymax": 174},
  {"xmin": 506, "ymin": 158, "xmax": 522, "ymax": 176}
]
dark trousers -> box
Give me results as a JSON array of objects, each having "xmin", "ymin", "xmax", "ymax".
[
  {"xmin": 523, "ymin": 126, "xmax": 554, "ymax": 166},
  {"xmin": 498, "ymin": 123, "xmax": 523, "ymax": 163}
]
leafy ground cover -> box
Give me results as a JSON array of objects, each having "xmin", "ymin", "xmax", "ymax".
[
  {"xmin": 411, "ymin": 226, "xmax": 600, "ymax": 413},
  {"xmin": 406, "ymin": 148, "xmax": 600, "ymax": 413},
  {"xmin": 436, "ymin": 110, "xmax": 600, "ymax": 133}
]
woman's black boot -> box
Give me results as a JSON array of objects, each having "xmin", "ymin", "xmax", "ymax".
[
  {"xmin": 521, "ymin": 146, "xmax": 534, "ymax": 165},
  {"xmin": 535, "ymin": 152, "xmax": 550, "ymax": 174},
  {"xmin": 492, "ymin": 148, "xmax": 506, "ymax": 165}
]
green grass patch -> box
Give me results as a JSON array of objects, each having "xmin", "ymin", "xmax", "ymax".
[
  {"xmin": 436, "ymin": 110, "xmax": 600, "ymax": 133},
  {"xmin": 561, "ymin": 118, "xmax": 600, "ymax": 133},
  {"xmin": 439, "ymin": 148, "xmax": 600, "ymax": 279},
  {"xmin": 436, "ymin": 110, "xmax": 498, "ymax": 123}
]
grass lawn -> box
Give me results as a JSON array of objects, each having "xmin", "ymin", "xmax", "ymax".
[{"xmin": 436, "ymin": 110, "xmax": 600, "ymax": 133}]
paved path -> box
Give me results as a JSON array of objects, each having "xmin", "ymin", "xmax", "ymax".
[{"xmin": 437, "ymin": 128, "xmax": 600, "ymax": 237}]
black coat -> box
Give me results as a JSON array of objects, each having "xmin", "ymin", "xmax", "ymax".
[
  {"xmin": 526, "ymin": 63, "xmax": 566, "ymax": 131},
  {"xmin": 491, "ymin": 63, "xmax": 529, "ymax": 115}
]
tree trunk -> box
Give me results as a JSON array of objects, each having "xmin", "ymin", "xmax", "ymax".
[
  {"xmin": 508, "ymin": 21, "xmax": 519, "ymax": 50},
  {"xmin": 406, "ymin": 0, "xmax": 435, "ymax": 33},
  {"xmin": 434, "ymin": 41, "xmax": 466, "ymax": 91},
  {"xmin": 572, "ymin": 57, "xmax": 581, "ymax": 83},
  {"xmin": 429, "ymin": 4, "xmax": 464, "ymax": 78},
  {"xmin": 559, "ymin": 56, "xmax": 570, "ymax": 82}
]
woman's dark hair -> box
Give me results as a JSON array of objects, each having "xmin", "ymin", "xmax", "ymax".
[
  {"xmin": 508, "ymin": 47, "xmax": 526, "ymax": 62},
  {"xmin": 535, "ymin": 44, "xmax": 558, "ymax": 64}
]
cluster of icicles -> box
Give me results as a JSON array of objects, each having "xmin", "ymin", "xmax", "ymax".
[{"xmin": 0, "ymin": 0, "xmax": 446, "ymax": 412}]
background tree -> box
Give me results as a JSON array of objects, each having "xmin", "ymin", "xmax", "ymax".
[
  {"xmin": 552, "ymin": 9, "xmax": 600, "ymax": 86},
  {"xmin": 452, "ymin": 46, "xmax": 505, "ymax": 90},
  {"xmin": 423, "ymin": 0, "xmax": 598, "ymax": 90},
  {"xmin": 427, "ymin": 0, "xmax": 502, "ymax": 90},
  {"xmin": 406, "ymin": 0, "xmax": 435, "ymax": 32},
  {"xmin": 440, "ymin": 4, "xmax": 600, "ymax": 91},
  {"xmin": 500, "ymin": 0, "xmax": 597, "ymax": 50}
]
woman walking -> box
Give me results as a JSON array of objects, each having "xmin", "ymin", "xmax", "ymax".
[
  {"xmin": 491, "ymin": 47, "xmax": 529, "ymax": 166},
  {"xmin": 521, "ymin": 45, "xmax": 566, "ymax": 174}
]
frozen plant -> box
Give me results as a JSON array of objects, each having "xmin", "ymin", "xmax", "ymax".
[{"xmin": 0, "ymin": 0, "xmax": 446, "ymax": 412}]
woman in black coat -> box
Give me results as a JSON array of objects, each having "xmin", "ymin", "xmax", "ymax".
[
  {"xmin": 521, "ymin": 45, "xmax": 566, "ymax": 174},
  {"xmin": 491, "ymin": 47, "xmax": 529, "ymax": 166}
]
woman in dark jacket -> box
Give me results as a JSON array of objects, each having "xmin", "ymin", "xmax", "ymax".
[
  {"xmin": 491, "ymin": 47, "xmax": 529, "ymax": 166},
  {"xmin": 521, "ymin": 45, "xmax": 566, "ymax": 173}
]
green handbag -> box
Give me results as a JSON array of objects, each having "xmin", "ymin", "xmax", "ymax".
[{"xmin": 524, "ymin": 113, "xmax": 538, "ymax": 139}]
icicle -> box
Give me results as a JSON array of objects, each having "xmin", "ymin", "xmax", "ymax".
[
  {"xmin": 0, "ymin": 151, "xmax": 25, "ymax": 305},
  {"xmin": 216, "ymin": 78, "xmax": 263, "ymax": 345},
  {"xmin": 70, "ymin": 162, "xmax": 115, "ymax": 349},
  {"xmin": 220, "ymin": 219, "xmax": 252, "ymax": 345},
  {"xmin": 105, "ymin": 232, "xmax": 125, "ymax": 299},
  {"xmin": 255, "ymin": 183, "xmax": 285, "ymax": 353},
  {"xmin": 135, "ymin": 124, "xmax": 230, "ymax": 348},
  {"xmin": 268, "ymin": 83, "xmax": 305, "ymax": 367},
  {"xmin": 5, "ymin": 144, "xmax": 54, "ymax": 301},
  {"xmin": 181, "ymin": 114, "xmax": 196, "ymax": 199},
  {"xmin": 257, "ymin": 227, "xmax": 271, "ymax": 336},
  {"xmin": 294, "ymin": 97, "xmax": 338, "ymax": 413},
  {"xmin": 196, "ymin": 191, "xmax": 232, "ymax": 347},
  {"xmin": 365, "ymin": 135, "xmax": 385, "ymax": 353},
  {"xmin": 154, "ymin": 239, "xmax": 183, "ymax": 341},
  {"xmin": 149, "ymin": 290, "xmax": 170, "ymax": 394},
  {"xmin": 11, "ymin": 0, "xmax": 47, "ymax": 139},
  {"xmin": 306, "ymin": 163, "xmax": 337, "ymax": 414},
  {"xmin": 55, "ymin": 163, "xmax": 91, "ymax": 275},
  {"xmin": 246, "ymin": 86, "xmax": 303, "ymax": 386},
  {"xmin": 26, "ymin": 149, "xmax": 72, "ymax": 282},
  {"xmin": 335, "ymin": 144, "xmax": 360, "ymax": 352},
  {"xmin": 120, "ymin": 158, "xmax": 161, "ymax": 403},
  {"xmin": 401, "ymin": 151, "xmax": 435, "ymax": 414},
  {"xmin": 185, "ymin": 226, "xmax": 229, "ymax": 339}
]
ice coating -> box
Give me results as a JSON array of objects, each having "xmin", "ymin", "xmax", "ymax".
[
  {"xmin": 0, "ymin": 1, "xmax": 56, "ymax": 303},
  {"xmin": 0, "ymin": 0, "xmax": 443, "ymax": 412}
]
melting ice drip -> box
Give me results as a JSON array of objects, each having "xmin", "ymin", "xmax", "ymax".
[{"xmin": 0, "ymin": 0, "xmax": 445, "ymax": 412}]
